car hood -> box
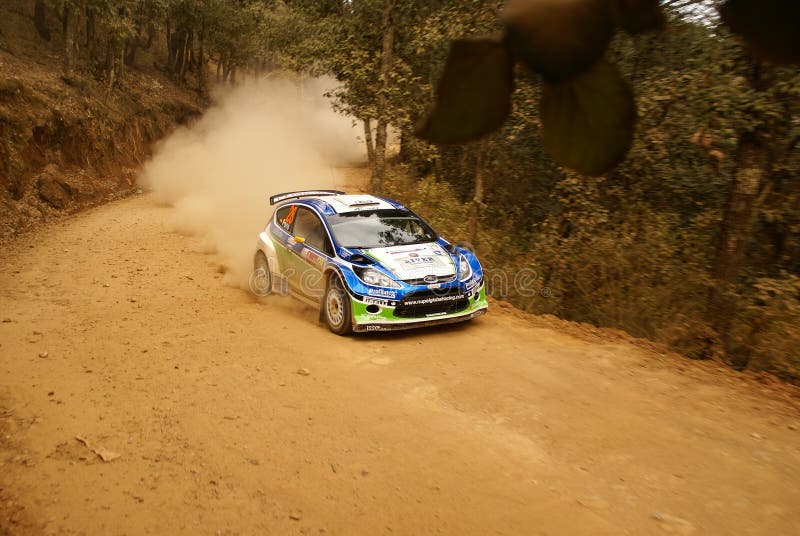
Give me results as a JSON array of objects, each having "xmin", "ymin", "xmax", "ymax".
[{"xmin": 362, "ymin": 242, "xmax": 455, "ymax": 281}]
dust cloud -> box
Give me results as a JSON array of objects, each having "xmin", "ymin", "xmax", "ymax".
[{"xmin": 138, "ymin": 77, "xmax": 364, "ymax": 287}]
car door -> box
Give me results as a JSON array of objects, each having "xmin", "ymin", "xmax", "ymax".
[
  {"xmin": 286, "ymin": 206, "xmax": 333, "ymax": 301},
  {"xmin": 269, "ymin": 204, "xmax": 300, "ymax": 289}
]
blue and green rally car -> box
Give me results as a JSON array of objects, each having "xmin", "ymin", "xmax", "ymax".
[{"xmin": 252, "ymin": 190, "xmax": 488, "ymax": 334}]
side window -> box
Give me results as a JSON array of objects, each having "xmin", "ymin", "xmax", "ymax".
[
  {"xmin": 274, "ymin": 205, "xmax": 297, "ymax": 233},
  {"xmin": 293, "ymin": 207, "xmax": 332, "ymax": 256}
]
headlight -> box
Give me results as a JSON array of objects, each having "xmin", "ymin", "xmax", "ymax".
[
  {"xmin": 459, "ymin": 254, "xmax": 473, "ymax": 281},
  {"xmin": 354, "ymin": 266, "xmax": 401, "ymax": 289}
]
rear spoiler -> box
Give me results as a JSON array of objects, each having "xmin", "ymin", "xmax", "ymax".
[{"xmin": 269, "ymin": 190, "xmax": 345, "ymax": 205}]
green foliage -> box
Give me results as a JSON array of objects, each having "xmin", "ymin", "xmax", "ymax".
[
  {"xmin": 417, "ymin": 0, "xmax": 800, "ymax": 176},
  {"xmin": 347, "ymin": 7, "xmax": 797, "ymax": 382},
  {"xmin": 203, "ymin": 0, "xmax": 269, "ymax": 65},
  {"xmin": 381, "ymin": 167, "xmax": 471, "ymax": 241},
  {"xmin": 735, "ymin": 275, "xmax": 800, "ymax": 379}
]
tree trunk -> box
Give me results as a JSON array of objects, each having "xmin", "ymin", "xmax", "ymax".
[
  {"xmin": 399, "ymin": 129, "xmax": 411, "ymax": 163},
  {"xmin": 370, "ymin": 0, "xmax": 396, "ymax": 195},
  {"xmin": 467, "ymin": 141, "xmax": 487, "ymax": 247},
  {"xmin": 222, "ymin": 56, "xmax": 231, "ymax": 83},
  {"xmin": 363, "ymin": 119, "xmax": 375, "ymax": 164},
  {"xmin": 125, "ymin": 2, "xmax": 145, "ymax": 66},
  {"xmin": 85, "ymin": 6, "xmax": 96, "ymax": 56},
  {"xmin": 146, "ymin": 23, "xmax": 154, "ymax": 49},
  {"xmin": 62, "ymin": 4, "xmax": 75, "ymax": 76},
  {"xmin": 197, "ymin": 26, "xmax": 206, "ymax": 91},
  {"xmin": 428, "ymin": 52, "xmax": 443, "ymax": 182},
  {"xmin": 168, "ymin": 28, "xmax": 184, "ymax": 74},
  {"xmin": 117, "ymin": 46, "xmax": 125, "ymax": 81},
  {"xmin": 179, "ymin": 32, "xmax": 190, "ymax": 80},
  {"xmin": 105, "ymin": 44, "xmax": 115, "ymax": 90},
  {"xmin": 34, "ymin": 0, "xmax": 50, "ymax": 40},
  {"xmin": 706, "ymin": 133, "xmax": 767, "ymax": 363},
  {"xmin": 188, "ymin": 30, "xmax": 195, "ymax": 68},
  {"xmin": 125, "ymin": 41, "xmax": 138, "ymax": 66},
  {"xmin": 705, "ymin": 59, "xmax": 773, "ymax": 366}
]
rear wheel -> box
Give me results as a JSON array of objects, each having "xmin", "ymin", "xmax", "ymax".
[{"xmin": 324, "ymin": 273, "xmax": 352, "ymax": 335}]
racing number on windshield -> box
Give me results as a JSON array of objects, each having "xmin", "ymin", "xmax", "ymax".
[{"xmin": 284, "ymin": 205, "xmax": 298, "ymax": 227}]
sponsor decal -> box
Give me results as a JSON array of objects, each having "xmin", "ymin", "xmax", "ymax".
[
  {"xmin": 404, "ymin": 294, "xmax": 466, "ymax": 306},
  {"xmin": 367, "ymin": 244, "xmax": 455, "ymax": 282},
  {"xmin": 363, "ymin": 297, "xmax": 390, "ymax": 306},
  {"xmin": 465, "ymin": 275, "xmax": 481, "ymax": 291},
  {"xmin": 301, "ymin": 249, "xmax": 325, "ymax": 270},
  {"xmin": 349, "ymin": 205, "xmax": 378, "ymax": 212},
  {"xmin": 368, "ymin": 288, "xmax": 397, "ymax": 299},
  {"xmin": 404, "ymin": 257, "xmax": 435, "ymax": 265},
  {"xmin": 287, "ymin": 237, "xmax": 296, "ymax": 247},
  {"xmin": 365, "ymin": 325, "xmax": 382, "ymax": 331}
]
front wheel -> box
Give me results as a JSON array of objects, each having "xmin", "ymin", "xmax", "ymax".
[
  {"xmin": 250, "ymin": 252, "xmax": 272, "ymax": 297},
  {"xmin": 324, "ymin": 273, "xmax": 352, "ymax": 335}
]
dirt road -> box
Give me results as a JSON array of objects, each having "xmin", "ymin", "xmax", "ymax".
[{"xmin": 1, "ymin": 193, "xmax": 799, "ymax": 535}]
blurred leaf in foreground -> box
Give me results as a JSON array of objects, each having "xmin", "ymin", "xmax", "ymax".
[
  {"xmin": 720, "ymin": 0, "xmax": 800, "ymax": 65},
  {"xmin": 614, "ymin": 0, "xmax": 665, "ymax": 35},
  {"xmin": 503, "ymin": 0, "xmax": 614, "ymax": 83},
  {"xmin": 540, "ymin": 60, "xmax": 637, "ymax": 176},
  {"xmin": 416, "ymin": 38, "xmax": 513, "ymax": 144}
]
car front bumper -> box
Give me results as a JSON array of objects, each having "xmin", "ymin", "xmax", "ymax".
[{"xmin": 351, "ymin": 285, "xmax": 489, "ymax": 333}]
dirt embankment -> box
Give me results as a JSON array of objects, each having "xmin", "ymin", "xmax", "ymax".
[{"xmin": 0, "ymin": 0, "xmax": 203, "ymax": 241}]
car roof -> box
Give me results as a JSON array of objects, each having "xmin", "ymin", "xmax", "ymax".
[{"xmin": 287, "ymin": 194, "xmax": 407, "ymax": 216}]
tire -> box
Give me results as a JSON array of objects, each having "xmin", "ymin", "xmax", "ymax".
[
  {"xmin": 250, "ymin": 252, "xmax": 272, "ymax": 297},
  {"xmin": 324, "ymin": 272, "xmax": 352, "ymax": 335}
]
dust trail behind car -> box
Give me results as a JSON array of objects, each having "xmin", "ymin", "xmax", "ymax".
[{"xmin": 137, "ymin": 77, "xmax": 364, "ymax": 287}]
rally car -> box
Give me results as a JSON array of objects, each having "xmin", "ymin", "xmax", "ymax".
[{"xmin": 252, "ymin": 190, "xmax": 488, "ymax": 334}]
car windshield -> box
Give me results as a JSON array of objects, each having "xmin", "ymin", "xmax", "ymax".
[{"xmin": 325, "ymin": 209, "xmax": 438, "ymax": 249}]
